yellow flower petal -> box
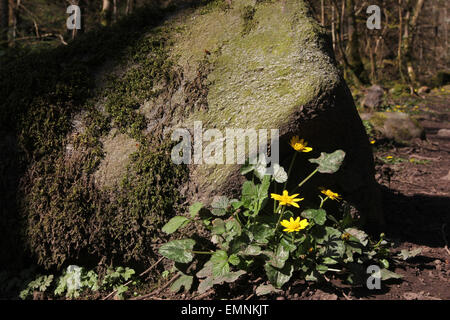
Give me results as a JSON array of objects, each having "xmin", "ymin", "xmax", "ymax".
[
  {"xmin": 280, "ymin": 220, "xmax": 290, "ymax": 228},
  {"xmin": 290, "ymin": 136, "xmax": 313, "ymax": 152},
  {"xmin": 321, "ymin": 189, "xmax": 341, "ymax": 201},
  {"xmin": 299, "ymin": 219, "xmax": 309, "ymax": 229},
  {"xmin": 271, "ymin": 190, "xmax": 304, "ymax": 208}
]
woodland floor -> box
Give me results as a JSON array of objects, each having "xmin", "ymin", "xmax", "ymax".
[
  {"xmin": 5, "ymin": 86, "xmax": 448, "ymax": 301},
  {"xmin": 138, "ymin": 86, "xmax": 450, "ymax": 301}
]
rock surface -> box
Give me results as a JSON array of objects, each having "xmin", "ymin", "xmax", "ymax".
[
  {"xmin": 178, "ymin": 0, "xmax": 381, "ymax": 228},
  {"xmin": 361, "ymin": 85, "xmax": 385, "ymax": 110},
  {"xmin": 97, "ymin": 0, "xmax": 383, "ymax": 228},
  {"xmin": 363, "ymin": 112, "xmax": 425, "ymax": 144},
  {"xmin": 418, "ymin": 86, "xmax": 431, "ymax": 94},
  {"xmin": 437, "ymin": 129, "xmax": 450, "ymax": 137}
]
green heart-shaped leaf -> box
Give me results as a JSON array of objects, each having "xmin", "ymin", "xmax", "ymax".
[
  {"xmin": 211, "ymin": 250, "xmax": 230, "ymax": 277},
  {"xmin": 162, "ymin": 216, "xmax": 190, "ymax": 234},
  {"xmin": 264, "ymin": 263, "xmax": 293, "ymax": 289},
  {"xmin": 170, "ymin": 273, "xmax": 193, "ymax": 293},
  {"xmin": 301, "ymin": 209, "xmax": 327, "ymax": 225},
  {"xmin": 159, "ymin": 239, "xmax": 195, "ymax": 263},
  {"xmin": 309, "ymin": 150, "xmax": 345, "ymax": 173},
  {"xmin": 189, "ymin": 202, "xmax": 203, "ymax": 218}
]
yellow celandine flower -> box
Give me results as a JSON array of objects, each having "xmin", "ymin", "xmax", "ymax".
[
  {"xmin": 271, "ymin": 190, "xmax": 304, "ymax": 208},
  {"xmin": 386, "ymin": 156, "xmax": 393, "ymax": 159},
  {"xmin": 290, "ymin": 136, "xmax": 313, "ymax": 153},
  {"xmin": 321, "ymin": 189, "xmax": 341, "ymax": 201},
  {"xmin": 370, "ymin": 140, "xmax": 376, "ymax": 144},
  {"xmin": 341, "ymin": 232, "xmax": 351, "ymax": 241},
  {"xmin": 280, "ymin": 217, "xmax": 309, "ymax": 233}
]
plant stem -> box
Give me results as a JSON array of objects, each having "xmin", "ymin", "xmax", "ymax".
[
  {"xmin": 273, "ymin": 183, "xmax": 277, "ymax": 213},
  {"xmin": 275, "ymin": 206, "xmax": 286, "ymax": 232},
  {"xmin": 234, "ymin": 210, "xmax": 243, "ymax": 226},
  {"xmin": 298, "ymin": 168, "xmax": 318, "ymax": 189},
  {"xmin": 191, "ymin": 251, "xmax": 214, "ymax": 255},
  {"xmin": 283, "ymin": 152, "xmax": 298, "ymax": 191},
  {"xmin": 319, "ymin": 196, "xmax": 328, "ymax": 208},
  {"xmin": 291, "ymin": 168, "xmax": 319, "ymax": 194}
]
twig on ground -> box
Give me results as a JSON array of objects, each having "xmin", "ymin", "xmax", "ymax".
[
  {"xmin": 192, "ymin": 289, "xmax": 214, "ymax": 300},
  {"xmin": 441, "ymin": 224, "xmax": 450, "ymax": 257},
  {"xmin": 390, "ymin": 179, "xmax": 447, "ymax": 195},
  {"xmin": 342, "ymin": 291, "xmax": 352, "ymax": 300},
  {"xmin": 245, "ymin": 293, "xmax": 255, "ymax": 300},
  {"xmin": 102, "ymin": 257, "xmax": 165, "ymax": 300},
  {"xmin": 131, "ymin": 273, "xmax": 181, "ymax": 300},
  {"xmin": 410, "ymin": 154, "xmax": 439, "ymax": 161}
]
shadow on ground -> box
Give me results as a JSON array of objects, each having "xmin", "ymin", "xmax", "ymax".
[{"xmin": 380, "ymin": 185, "xmax": 450, "ymax": 248}]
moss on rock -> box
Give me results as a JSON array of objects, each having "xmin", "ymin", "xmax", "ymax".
[
  {"xmin": 0, "ymin": 3, "xmax": 189, "ymax": 269},
  {"xmin": 367, "ymin": 112, "xmax": 425, "ymax": 144}
]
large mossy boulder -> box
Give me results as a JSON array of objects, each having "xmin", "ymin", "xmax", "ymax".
[{"xmin": 0, "ymin": 0, "xmax": 383, "ymax": 270}]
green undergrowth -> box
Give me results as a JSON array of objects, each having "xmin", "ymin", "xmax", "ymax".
[
  {"xmin": 1, "ymin": 265, "xmax": 140, "ymax": 300},
  {"xmin": 157, "ymin": 140, "xmax": 410, "ymax": 295}
]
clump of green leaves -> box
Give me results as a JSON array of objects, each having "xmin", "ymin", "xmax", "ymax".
[
  {"xmin": 53, "ymin": 266, "xmax": 99, "ymax": 299},
  {"xmin": 20, "ymin": 265, "xmax": 137, "ymax": 300},
  {"xmin": 19, "ymin": 275, "xmax": 54, "ymax": 300},
  {"xmin": 101, "ymin": 267, "xmax": 136, "ymax": 299},
  {"xmin": 362, "ymin": 119, "xmax": 374, "ymax": 137},
  {"xmin": 159, "ymin": 146, "xmax": 400, "ymax": 294}
]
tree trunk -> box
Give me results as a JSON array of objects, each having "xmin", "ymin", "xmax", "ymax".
[
  {"xmin": 331, "ymin": 4, "xmax": 336, "ymax": 51},
  {"xmin": 345, "ymin": 0, "xmax": 369, "ymax": 85},
  {"xmin": 69, "ymin": 0, "xmax": 85, "ymax": 39},
  {"xmin": 126, "ymin": 0, "xmax": 135, "ymax": 15},
  {"xmin": 7, "ymin": 0, "xmax": 15, "ymax": 46},
  {"xmin": 320, "ymin": 0, "xmax": 325, "ymax": 26},
  {"xmin": 0, "ymin": 0, "xmax": 8, "ymax": 47},
  {"xmin": 78, "ymin": 0, "xmax": 85, "ymax": 35},
  {"xmin": 398, "ymin": 0, "xmax": 405, "ymax": 81},
  {"xmin": 402, "ymin": 0, "xmax": 425, "ymax": 83},
  {"xmin": 369, "ymin": 37, "xmax": 376, "ymax": 82},
  {"xmin": 330, "ymin": 0, "xmax": 353, "ymax": 83},
  {"xmin": 113, "ymin": 0, "xmax": 117, "ymax": 23},
  {"xmin": 101, "ymin": 0, "xmax": 112, "ymax": 27}
]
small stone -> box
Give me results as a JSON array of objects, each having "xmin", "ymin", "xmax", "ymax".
[
  {"xmin": 364, "ymin": 112, "xmax": 425, "ymax": 144},
  {"xmin": 403, "ymin": 292, "xmax": 419, "ymax": 300},
  {"xmin": 310, "ymin": 289, "xmax": 338, "ymax": 300},
  {"xmin": 441, "ymin": 170, "xmax": 450, "ymax": 181},
  {"xmin": 437, "ymin": 129, "xmax": 450, "ymax": 137},
  {"xmin": 361, "ymin": 85, "xmax": 384, "ymax": 110},
  {"xmin": 418, "ymin": 86, "xmax": 431, "ymax": 94}
]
